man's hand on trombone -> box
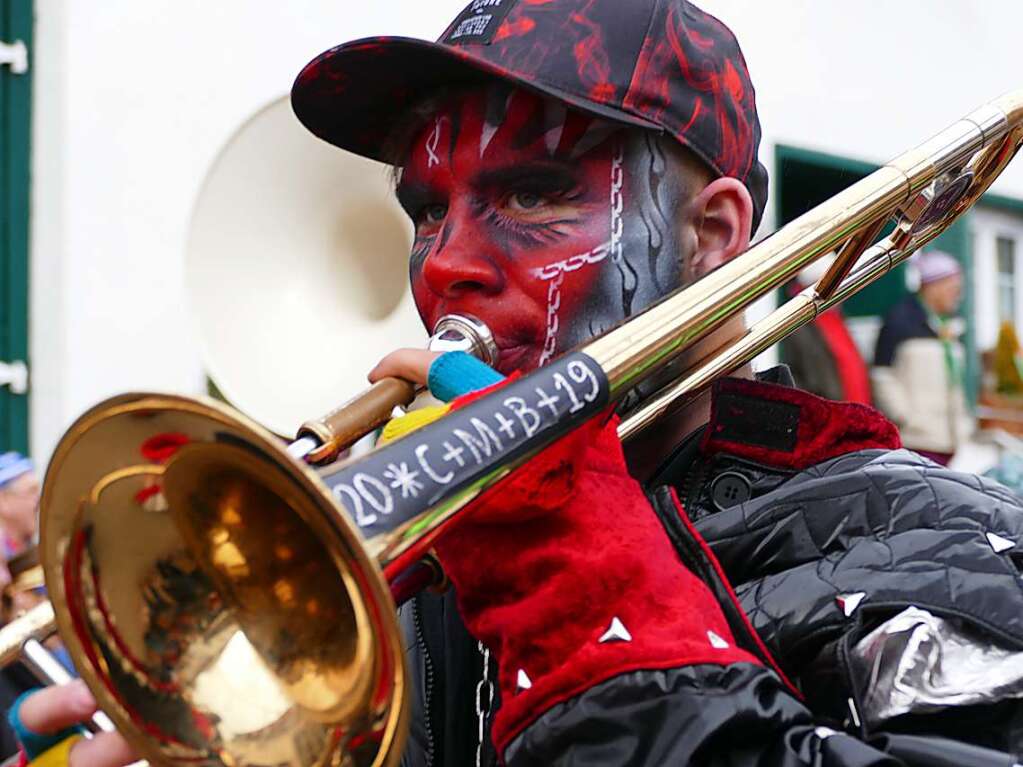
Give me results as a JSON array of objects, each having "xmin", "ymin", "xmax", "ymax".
[
  {"xmin": 368, "ymin": 349, "xmax": 440, "ymax": 387},
  {"xmin": 11, "ymin": 681, "xmax": 136, "ymax": 767}
]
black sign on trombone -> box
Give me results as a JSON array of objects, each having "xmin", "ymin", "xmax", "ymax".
[{"xmin": 320, "ymin": 352, "xmax": 610, "ymax": 541}]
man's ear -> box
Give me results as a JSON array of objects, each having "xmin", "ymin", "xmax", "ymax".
[{"xmin": 687, "ymin": 177, "xmax": 754, "ymax": 279}]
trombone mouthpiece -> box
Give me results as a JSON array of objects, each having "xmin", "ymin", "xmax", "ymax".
[
  {"xmin": 429, "ymin": 314, "xmax": 498, "ymax": 366},
  {"xmin": 295, "ymin": 314, "xmax": 499, "ymax": 464}
]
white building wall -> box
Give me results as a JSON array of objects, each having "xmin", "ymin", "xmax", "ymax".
[
  {"xmin": 29, "ymin": 0, "xmax": 470, "ymax": 462},
  {"xmin": 27, "ymin": 0, "xmax": 1023, "ymax": 462},
  {"xmin": 716, "ymin": 0, "xmax": 1023, "ymax": 232}
]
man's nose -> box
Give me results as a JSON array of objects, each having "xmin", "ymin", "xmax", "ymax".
[{"xmin": 421, "ymin": 220, "xmax": 504, "ymax": 298}]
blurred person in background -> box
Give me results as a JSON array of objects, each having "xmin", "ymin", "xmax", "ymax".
[
  {"xmin": 0, "ymin": 453, "xmax": 38, "ymax": 564},
  {"xmin": 781, "ymin": 256, "xmax": 873, "ymax": 403},
  {"xmin": 0, "ymin": 454, "xmax": 43, "ymax": 760},
  {"xmin": 872, "ymin": 250, "xmax": 973, "ymax": 465}
]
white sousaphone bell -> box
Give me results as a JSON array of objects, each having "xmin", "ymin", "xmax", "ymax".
[{"xmin": 186, "ymin": 95, "xmax": 426, "ymax": 438}]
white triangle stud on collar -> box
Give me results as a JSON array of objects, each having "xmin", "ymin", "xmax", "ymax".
[
  {"xmin": 837, "ymin": 592, "xmax": 867, "ymax": 617},
  {"xmin": 598, "ymin": 617, "xmax": 633, "ymax": 644},
  {"xmin": 516, "ymin": 669, "xmax": 533, "ymax": 693},
  {"xmin": 707, "ymin": 630, "xmax": 730, "ymax": 649},
  {"xmin": 987, "ymin": 532, "xmax": 1015, "ymax": 554}
]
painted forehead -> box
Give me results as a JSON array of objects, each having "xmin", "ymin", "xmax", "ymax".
[{"xmin": 405, "ymin": 84, "xmax": 620, "ymax": 174}]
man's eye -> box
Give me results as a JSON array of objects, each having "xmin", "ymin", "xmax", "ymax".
[
  {"xmin": 418, "ymin": 204, "xmax": 448, "ymax": 225},
  {"xmin": 508, "ymin": 191, "xmax": 547, "ymax": 211}
]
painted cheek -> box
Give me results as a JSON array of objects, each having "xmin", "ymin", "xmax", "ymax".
[
  {"xmin": 409, "ymin": 223, "xmax": 450, "ymax": 328},
  {"xmin": 503, "ymin": 195, "xmax": 613, "ymax": 363},
  {"xmin": 411, "ymin": 271, "xmax": 439, "ymax": 331},
  {"xmin": 554, "ymin": 264, "xmax": 605, "ymax": 318}
]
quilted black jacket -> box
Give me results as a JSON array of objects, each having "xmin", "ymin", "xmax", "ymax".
[
  {"xmin": 689, "ymin": 446, "xmax": 1023, "ymax": 745},
  {"xmin": 400, "ymin": 373, "xmax": 1023, "ymax": 766}
]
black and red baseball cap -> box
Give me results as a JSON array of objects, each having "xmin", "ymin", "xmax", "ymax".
[{"xmin": 292, "ymin": 0, "xmax": 768, "ymax": 230}]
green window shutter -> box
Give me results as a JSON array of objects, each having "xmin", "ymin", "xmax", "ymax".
[{"xmin": 1, "ymin": 0, "xmax": 32, "ymax": 453}]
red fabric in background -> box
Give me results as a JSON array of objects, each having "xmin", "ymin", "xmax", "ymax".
[{"xmin": 815, "ymin": 308, "xmax": 872, "ymax": 405}]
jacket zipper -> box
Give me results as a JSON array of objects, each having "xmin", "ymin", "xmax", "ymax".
[
  {"xmin": 411, "ymin": 596, "xmax": 437, "ymax": 767},
  {"xmin": 682, "ymin": 457, "xmax": 708, "ymax": 520}
]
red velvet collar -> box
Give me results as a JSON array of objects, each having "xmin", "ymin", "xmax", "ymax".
[{"xmin": 701, "ymin": 376, "xmax": 901, "ymax": 471}]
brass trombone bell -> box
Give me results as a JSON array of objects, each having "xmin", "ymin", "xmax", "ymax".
[{"xmin": 43, "ymin": 394, "xmax": 406, "ymax": 767}]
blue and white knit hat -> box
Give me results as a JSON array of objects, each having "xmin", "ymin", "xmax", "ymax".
[
  {"xmin": 0, "ymin": 452, "xmax": 34, "ymax": 489},
  {"xmin": 914, "ymin": 249, "xmax": 962, "ymax": 286}
]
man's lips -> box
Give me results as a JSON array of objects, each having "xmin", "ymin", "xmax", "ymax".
[{"xmin": 495, "ymin": 343, "xmax": 536, "ymax": 374}]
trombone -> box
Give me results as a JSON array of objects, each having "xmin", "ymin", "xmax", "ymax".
[{"xmin": 1, "ymin": 90, "xmax": 1021, "ymax": 767}]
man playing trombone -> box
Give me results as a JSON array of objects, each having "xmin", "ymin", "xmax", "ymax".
[{"xmin": 14, "ymin": 1, "xmax": 1023, "ymax": 765}]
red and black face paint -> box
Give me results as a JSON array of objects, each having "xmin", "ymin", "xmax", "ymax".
[{"xmin": 397, "ymin": 84, "xmax": 693, "ymax": 375}]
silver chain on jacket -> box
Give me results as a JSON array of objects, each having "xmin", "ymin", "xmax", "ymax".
[{"xmin": 475, "ymin": 640, "xmax": 494, "ymax": 767}]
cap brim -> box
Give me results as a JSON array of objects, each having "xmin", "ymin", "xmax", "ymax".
[{"xmin": 291, "ymin": 36, "xmax": 660, "ymax": 164}]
